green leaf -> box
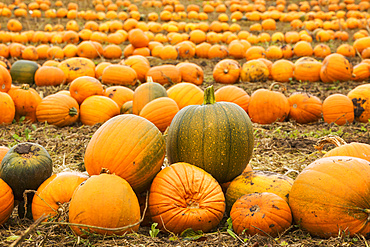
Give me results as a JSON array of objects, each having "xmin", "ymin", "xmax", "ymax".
[
  {"xmin": 19, "ymin": 116, "xmax": 26, "ymax": 123},
  {"xmin": 169, "ymin": 236, "xmax": 179, "ymax": 241},
  {"xmin": 12, "ymin": 134, "xmax": 20, "ymax": 140},
  {"xmin": 32, "ymin": 124, "xmax": 37, "ymax": 131},
  {"xmin": 6, "ymin": 235, "xmax": 19, "ymax": 241},
  {"xmin": 227, "ymin": 229, "xmax": 237, "ymax": 240},
  {"xmin": 227, "ymin": 217, "xmax": 233, "ymax": 230},
  {"xmin": 180, "ymin": 228, "xmax": 204, "ymax": 241},
  {"xmin": 149, "ymin": 223, "xmax": 160, "ymax": 238}
]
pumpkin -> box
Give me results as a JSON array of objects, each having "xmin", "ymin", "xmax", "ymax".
[
  {"xmin": 7, "ymin": 84, "xmax": 42, "ymax": 123},
  {"xmin": 69, "ymin": 173, "xmax": 140, "ymax": 237},
  {"xmin": 139, "ymin": 97, "xmax": 179, "ymax": 132},
  {"xmin": 101, "ymin": 64, "xmax": 138, "ymax": 86},
  {"xmin": 0, "ymin": 92, "xmax": 15, "ymax": 125},
  {"xmin": 0, "ymin": 178, "xmax": 14, "ymax": 225},
  {"xmin": 352, "ymin": 63, "xmax": 370, "ymax": 82},
  {"xmin": 34, "ymin": 66, "xmax": 66, "ymax": 86},
  {"xmin": 347, "ymin": 84, "xmax": 370, "ymax": 123},
  {"xmin": 213, "ymin": 59, "xmax": 241, "ymax": 84},
  {"xmin": 320, "ymin": 53, "xmax": 355, "ymax": 83},
  {"xmin": 121, "ymin": 100, "xmax": 133, "ymax": 114},
  {"xmin": 230, "ymin": 192, "xmax": 292, "ymax": 236},
  {"xmin": 293, "ymin": 41, "xmax": 313, "ymax": 57},
  {"xmin": 84, "ymin": 114, "xmax": 166, "ymax": 193},
  {"xmin": 214, "ymin": 85, "xmax": 250, "ymax": 112},
  {"xmin": 248, "ymin": 83, "xmax": 290, "ymax": 124},
  {"xmin": 289, "ymin": 156, "xmax": 370, "ymax": 238},
  {"xmin": 104, "ymin": 86, "xmax": 134, "ymax": 109},
  {"xmin": 0, "ymin": 65, "xmax": 11, "ymax": 93},
  {"xmin": 288, "ymin": 92, "xmax": 322, "ymax": 124},
  {"xmin": 225, "ymin": 170, "xmax": 293, "ymax": 214},
  {"xmin": 80, "ymin": 95, "xmax": 120, "ymax": 126},
  {"xmin": 69, "ymin": 76, "xmax": 104, "ymax": 105},
  {"xmin": 95, "ymin": 62, "xmax": 112, "ymax": 80},
  {"xmin": 0, "ymin": 147, "xmax": 9, "ymax": 164},
  {"xmin": 175, "ymin": 62, "xmax": 204, "ymax": 85},
  {"xmin": 271, "ymin": 59, "xmax": 294, "ymax": 82},
  {"xmin": 121, "ymin": 55, "xmax": 150, "ymax": 83},
  {"xmin": 32, "ymin": 171, "xmax": 88, "ymax": 221},
  {"xmin": 128, "ymin": 28, "xmax": 149, "ymax": 48},
  {"xmin": 167, "ymin": 82, "xmax": 204, "ymax": 109},
  {"xmin": 322, "ymin": 94, "xmax": 354, "ymax": 125},
  {"xmin": 149, "ymin": 162, "xmax": 225, "ymax": 234},
  {"xmin": 293, "ymin": 57, "xmax": 322, "ymax": 82},
  {"xmin": 58, "ymin": 57, "xmax": 95, "ymax": 83},
  {"xmin": 166, "ymin": 86, "xmax": 254, "ymax": 184},
  {"xmin": 10, "ymin": 60, "xmax": 39, "ymax": 85},
  {"xmin": 353, "ymin": 36, "xmax": 370, "ymax": 54},
  {"xmin": 315, "ymin": 135, "xmax": 370, "ymax": 162},
  {"xmin": 36, "ymin": 94, "xmax": 79, "ymax": 127},
  {"xmin": 132, "ymin": 77, "xmax": 167, "ymax": 115},
  {"xmin": 240, "ymin": 59, "xmax": 269, "ymax": 82},
  {"xmin": 146, "ymin": 65, "xmax": 181, "ymax": 86},
  {"xmin": 0, "ymin": 142, "xmax": 52, "ymax": 202}
]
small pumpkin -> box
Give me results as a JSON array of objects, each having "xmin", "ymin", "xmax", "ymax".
[
  {"xmin": 101, "ymin": 64, "xmax": 138, "ymax": 86},
  {"xmin": 10, "ymin": 60, "xmax": 39, "ymax": 85},
  {"xmin": 322, "ymin": 93, "xmax": 354, "ymax": 125},
  {"xmin": 213, "ymin": 59, "xmax": 241, "ymax": 84},
  {"xmin": 0, "ymin": 65, "xmax": 12, "ymax": 93},
  {"xmin": 104, "ymin": 86, "xmax": 134, "ymax": 109},
  {"xmin": 121, "ymin": 100, "xmax": 133, "ymax": 114},
  {"xmin": 34, "ymin": 66, "xmax": 66, "ymax": 86},
  {"xmin": 0, "ymin": 178, "xmax": 14, "ymax": 225},
  {"xmin": 176, "ymin": 62, "xmax": 204, "ymax": 85},
  {"xmin": 271, "ymin": 59, "xmax": 294, "ymax": 83},
  {"xmin": 58, "ymin": 57, "xmax": 95, "ymax": 83},
  {"xmin": 214, "ymin": 85, "xmax": 250, "ymax": 112},
  {"xmin": 80, "ymin": 95, "xmax": 120, "ymax": 126},
  {"xmin": 293, "ymin": 57, "xmax": 322, "ymax": 82},
  {"xmin": 146, "ymin": 65, "xmax": 181, "ymax": 86},
  {"xmin": 69, "ymin": 76, "xmax": 104, "ymax": 105},
  {"xmin": 240, "ymin": 59, "xmax": 269, "ymax": 82},
  {"xmin": 320, "ymin": 53, "xmax": 355, "ymax": 83},
  {"xmin": 288, "ymin": 92, "xmax": 322, "ymax": 124},
  {"xmin": 121, "ymin": 55, "xmax": 150, "ymax": 83},
  {"xmin": 167, "ymin": 82, "xmax": 204, "ymax": 109}
]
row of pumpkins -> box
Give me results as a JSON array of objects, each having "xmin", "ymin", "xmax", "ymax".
[{"xmin": 0, "ymin": 86, "xmax": 370, "ymax": 238}]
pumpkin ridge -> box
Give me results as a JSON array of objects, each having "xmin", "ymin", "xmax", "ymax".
[{"xmin": 219, "ymin": 103, "xmax": 232, "ymax": 177}]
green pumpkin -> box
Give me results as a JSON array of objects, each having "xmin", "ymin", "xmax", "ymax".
[
  {"xmin": 0, "ymin": 142, "xmax": 52, "ymax": 201},
  {"xmin": 10, "ymin": 60, "xmax": 39, "ymax": 85},
  {"xmin": 166, "ymin": 86, "xmax": 254, "ymax": 183}
]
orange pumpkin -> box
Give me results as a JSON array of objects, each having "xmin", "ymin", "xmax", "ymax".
[
  {"xmin": 288, "ymin": 92, "xmax": 322, "ymax": 124},
  {"xmin": 121, "ymin": 55, "xmax": 150, "ymax": 83},
  {"xmin": 320, "ymin": 53, "xmax": 355, "ymax": 83},
  {"xmin": 0, "ymin": 65, "xmax": 12, "ymax": 93},
  {"xmin": 167, "ymin": 82, "xmax": 204, "ymax": 109},
  {"xmin": 34, "ymin": 66, "xmax": 66, "ymax": 86},
  {"xmin": 240, "ymin": 59, "xmax": 269, "ymax": 82},
  {"xmin": 101, "ymin": 65, "xmax": 138, "ymax": 86},
  {"xmin": 58, "ymin": 57, "xmax": 95, "ymax": 83},
  {"xmin": 215, "ymin": 86, "xmax": 250, "ymax": 112},
  {"xmin": 0, "ymin": 92, "xmax": 15, "ymax": 125},
  {"xmin": 104, "ymin": 86, "xmax": 134, "ymax": 109},
  {"xmin": 271, "ymin": 60, "xmax": 295, "ymax": 83},
  {"xmin": 128, "ymin": 28, "xmax": 149, "ymax": 48},
  {"xmin": 347, "ymin": 84, "xmax": 370, "ymax": 123},
  {"xmin": 213, "ymin": 59, "xmax": 241, "ymax": 84},
  {"xmin": 80, "ymin": 95, "xmax": 120, "ymax": 126},
  {"xmin": 322, "ymin": 94, "xmax": 354, "ymax": 125},
  {"xmin": 175, "ymin": 62, "xmax": 203, "ymax": 85},
  {"xmin": 69, "ymin": 76, "xmax": 104, "ymax": 105},
  {"xmin": 293, "ymin": 57, "xmax": 322, "ymax": 82},
  {"xmin": 0, "ymin": 178, "xmax": 14, "ymax": 225},
  {"xmin": 0, "ymin": 146, "xmax": 9, "ymax": 164},
  {"xmin": 146, "ymin": 65, "xmax": 181, "ymax": 86}
]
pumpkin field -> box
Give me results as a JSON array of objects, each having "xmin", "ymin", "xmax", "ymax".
[{"xmin": 0, "ymin": 0, "xmax": 370, "ymax": 245}]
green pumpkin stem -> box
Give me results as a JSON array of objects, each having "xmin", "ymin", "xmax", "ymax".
[
  {"xmin": 69, "ymin": 107, "xmax": 78, "ymax": 116},
  {"xmin": 203, "ymin": 85, "xmax": 216, "ymax": 105},
  {"xmin": 21, "ymin": 84, "xmax": 30, "ymax": 90}
]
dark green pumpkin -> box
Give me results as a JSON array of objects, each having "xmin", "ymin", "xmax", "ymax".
[
  {"xmin": 166, "ymin": 86, "xmax": 254, "ymax": 183},
  {"xmin": 0, "ymin": 142, "xmax": 52, "ymax": 201},
  {"xmin": 10, "ymin": 60, "xmax": 39, "ymax": 85}
]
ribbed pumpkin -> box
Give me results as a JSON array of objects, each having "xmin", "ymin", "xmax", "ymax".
[
  {"xmin": 214, "ymin": 85, "xmax": 250, "ymax": 112},
  {"xmin": 271, "ymin": 59, "xmax": 294, "ymax": 83},
  {"xmin": 213, "ymin": 59, "xmax": 241, "ymax": 84},
  {"xmin": 36, "ymin": 94, "xmax": 79, "ymax": 127},
  {"xmin": 146, "ymin": 65, "xmax": 181, "ymax": 86},
  {"xmin": 166, "ymin": 86, "xmax": 254, "ymax": 184},
  {"xmin": 289, "ymin": 156, "xmax": 370, "ymax": 238},
  {"xmin": 101, "ymin": 65, "xmax": 138, "ymax": 86},
  {"xmin": 139, "ymin": 97, "xmax": 179, "ymax": 132},
  {"xmin": 230, "ymin": 192, "xmax": 292, "ymax": 236},
  {"xmin": 58, "ymin": 57, "xmax": 95, "ymax": 83},
  {"xmin": 7, "ymin": 84, "xmax": 42, "ymax": 123},
  {"xmin": 80, "ymin": 95, "xmax": 120, "ymax": 126},
  {"xmin": 322, "ymin": 94, "xmax": 354, "ymax": 125},
  {"xmin": 248, "ymin": 83, "xmax": 290, "ymax": 124},
  {"xmin": 0, "ymin": 142, "xmax": 52, "ymax": 201},
  {"xmin": 288, "ymin": 92, "xmax": 322, "ymax": 124},
  {"xmin": 225, "ymin": 170, "xmax": 293, "ymax": 214},
  {"xmin": 32, "ymin": 171, "xmax": 88, "ymax": 221},
  {"xmin": 167, "ymin": 82, "xmax": 204, "ymax": 109},
  {"xmin": 0, "ymin": 178, "xmax": 14, "ymax": 225},
  {"xmin": 128, "ymin": 28, "xmax": 149, "ymax": 48},
  {"xmin": 149, "ymin": 162, "xmax": 225, "ymax": 234},
  {"xmin": 69, "ymin": 173, "xmax": 140, "ymax": 237},
  {"xmin": 132, "ymin": 77, "xmax": 167, "ymax": 115},
  {"xmin": 104, "ymin": 86, "xmax": 134, "ymax": 109},
  {"xmin": 240, "ymin": 59, "xmax": 269, "ymax": 82},
  {"xmin": 353, "ymin": 36, "xmax": 370, "ymax": 54},
  {"xmin": 10, "ymin": 60, "xmax": 39, "ymax": 85},
  {"xmin": 34, "ymin": 66, "xmax": 66, "ymax": 86},
  {"xmin": 84, "ymin": 114, "xmax": 165, "ymax": 193},
  {"xmin": 293, "ymin": 57, "xmax": 322, "ymax": 82},
  {"xmin": 121, "ymin": 100, "xmax": 133, "ymax": 114},
  {"xmin": 347, "ymin": 84, "xmax": 370, "ymax": 123},
  {"xmin": 320, "ymin": 53, "xmax": 355, "ymax": 83},
  {"xmin": 352, "ymin": 63, "xmax": 370, "ymax": 82},
  {"xmin": 121, "ymin": 55, "xmax": 150, "ymax": 83},
  {"xmin": 175, "ymin": 62, "xmax": 204, "ymax": 85},
  {"xmin": 0, "ymin": 65, "xmax": 11, "ymax": 93},
  {"xmin": 0, "ymin": 91, "xmax": 15, "ymax": 125},
  {"xmin": 69, "ymin": 76, "xmax": 104, "ymax": 105}
]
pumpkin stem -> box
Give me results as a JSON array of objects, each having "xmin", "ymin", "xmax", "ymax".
[
  {"xmin": 69, "ymin": 107, "xmax": 78, "ymax": 117},
  {"xmin": 269, "ymin": 82, "xmax": 286, "ymax": 92},
  {"xmin": 21, "ymin": 84, "xmax": 30, "ymax": 90},
  {"xmin": 223, "ymin": 68, "xmax": 229, "ymax": 74},
  {"xmin": 146, "ymin": 76, "xmax": 154, "ymax": 83},
  {"xmin": 203, "ymin": 85, "xmax": 216, "ymax": 105},
  {"xmin": 314, "ymin": 135, "xmax": 348, "ymax": 151},
  {"xmin": 100, "ymin": 167, "xmax": 110, "ymax": 174}
]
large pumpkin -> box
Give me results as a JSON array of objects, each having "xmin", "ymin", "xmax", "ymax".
[
  {"xmin": 288, "ymin": 92, "xmax": 322, "ymax": 124},
  {"xmin": 175, "ymin": 62, "xmax": 204, "ymax": 85},
  {"xmin": 120, "ymin": 55, "xmax": 150, "ymax": 83},
  {"xmin": 34, "ymin": 66, "xmax": 66, "ymax": 86},
  {"xmin": 322, "ymin": 93, "xmax": 354, "ymax": 125},
  {"xmin": 58, "ymin": 57, "xmax": 95, "ymax": 83},
  {"xmin": 289, "ymin": 156, "xmax": 370, "ymax": 238},
  {"xmin": 10, "ymin": 60, "xmax": 39, "ymax": 85},
  {"xmin": 84, "ymin": 114, "xmax": 166, "ymax": 193},
  {"xmin": 0, "ymin": 178, "xmax": 14, "ymax": 225},
  {"xmin": 149, "ymin": 162, "xmax": 225, "ymax": 234},
  {"xmin": 69, "ymin": 173, "xmax": 140, "ymax": 236},
  {"xmin": 320, "ymin": 53, "xmax": 355, "ymax": 83},
  {"xmin": 0, "ymin": 142, "xmax": 52, "ymax": 201},
  {"xmin": 166, "ymin": 86, "xmax": 254, "ymax": 184},
  {"xmin": 347, "ymin": 84, "xmax": 370, "ymax": 123}
]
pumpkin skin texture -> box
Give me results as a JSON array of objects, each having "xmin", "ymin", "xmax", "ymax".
[
  {"xmin": 84, "ymin": 114, "xmax": 166, "ymax": 193},
  {"xmin": 213, "ymin": 59, "xmax": 241, "ymax": 84},
  {"xmin": 0, "ymin": 142, "xmax": 52, "ymax": 201},
  {"xmin": 32, "ymin": 171, "xmax": 88, "ymax": 221},
  {"xmin": 101, "ymin": 64, "xmax": 138, "ymax": 86},
  {"xmin": 132, "ymin": 77, "xmax": 167, "ymax": 115},
  {"xmin": 121, "ymin": 100, "xmax": 133, "ymax": 114},
  {"xmin": 0, "ymin": 65, "xmax": 12, "ymax": 92},
  {"xmin": 149, "ymin": 162, "xmax": 225, "ymax": 234},
  {"xmin": 176, "ymin": 62, "xmax": 204, "ymax": 85},
  {"xmin": 167, "ymin": 82, "xmax": 204, "ymax": 109},
  {"xmin": 288, "ymin": 92, "xmax": 322, "ymax": 124},
  {"xmin": 0, "ymin": 146, "xmax": 9, "ymax": 164},
  {"xmin": 69, "ymin": 174, "xmax": 140, "ymax": 237},
  {"xmin": 347, "ymin": 84, "xmax": 370, "ymax": 123},
  {"xmin": 34, "ymin": 66, "xmax": 66, "ymax": 86},
  {"xmin": 7, "ymin": 84, "xmax": 42, "ymax": 123},
  {"xmin": 146, "ymin": 65, "xmax": 182, "ymax": 86},
  {"xmin": 166, "ymin": 86, "xmax": 254, "ymax": 184},
  {"xmin": 0, "ymin": 178, "xmax": 14, "ymax": 225},
  {"xmin": 215, "ymin": 85, "xmax": 250, "ymax": 112},
  {"xmin": 80, "ymin": 95, "xmax": 120, "ymax": 126},
  {"xmin": 58, "ymin": 57, "xmax": 95, "ymax": 83},
  {"xmin": 240, "ymin": 60, "xmax": 269, "ymax": 82},
  {"xmin": 0, "ymin": 92, "xmax": 15, "ymax": 125},
  {"xmin": 104, "ymin": 86, "xmax": 134, "ymax": 109},
  {"xmin": 322, "ymin": 94, "xmax": 354, "ymax": 125},
  {"xmin": 69, "ymin": 76, "xmax": 104, "ymax": 105},
  {"xmin": 36, "ymin": 94, "xmax": 79, "ymax": 127},
  {"xmin": 225, "ymin": 170, "xmax": 293, "ymax": 214},
  {"xmin": 320, "ymin": 53, "xmax": 354, "ymax": 83},
  {"xmin": 10, "ymin": 60, "xmax": 39, "ymax": 85},
  {"xmin": 289, "ymin": 156, "xmax": 370, "ymax": 238},
  {"xmin": 230, "ymin": 192, "xmax": 292, "ymax": 236},
  {"xmin": 293, "ymin": 57, "xmax": 322, "ymax": 82}
]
